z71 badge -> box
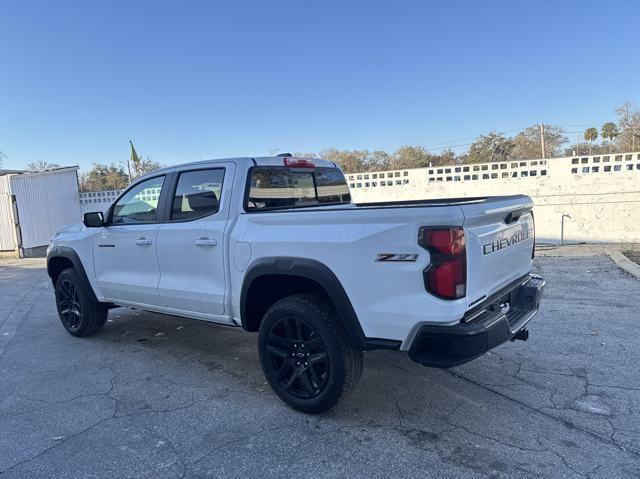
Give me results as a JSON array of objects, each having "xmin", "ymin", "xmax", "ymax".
[{"xmin": 375, "ymin": 253, "xmax": 419, "ymax": 262}]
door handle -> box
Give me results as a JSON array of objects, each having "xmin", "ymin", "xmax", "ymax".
[
  {"xmin": 194, "ymin": 237, "xmax": 217, "ymax": 246},
  {"xmin": 135, "ymin": 238, "xmax": 153, "ymax": 246}
]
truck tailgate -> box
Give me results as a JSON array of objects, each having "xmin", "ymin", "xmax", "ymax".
[{"xmin": 460, "ymin": 195, "xmax": 535, "ymax": 309}]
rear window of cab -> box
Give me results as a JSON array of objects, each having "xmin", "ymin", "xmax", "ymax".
[{"xmin": 246, "ymin": 166, "xmax": 351, "ymax": 211}]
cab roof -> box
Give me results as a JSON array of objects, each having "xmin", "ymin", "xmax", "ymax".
[
  {"xmin": 252, "ymin": 156, "xmax": 336, "ymax": 168},
  {"xmin": 139, "ymin": 156, "xmax": 337, "ymax": 180}
]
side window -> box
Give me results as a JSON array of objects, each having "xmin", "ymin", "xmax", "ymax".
[
  {"xmin": 315, "ymin": 168, "xmax": 351, "ymax": 203},
  {"xmin": 171, "ymin": 169, "xmax": 225, "ymax": 221},
  {"xmin": 110, "ymin": 176, "xmax": 165, "ymax": 224}
]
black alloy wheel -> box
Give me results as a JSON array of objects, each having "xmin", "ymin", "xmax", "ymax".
[
  {"xmin": 54, "ymin": 268, "xmax": 108, "ymax": 337},
  {"xmin": 258, "ymin": 293, "xmax": 364, "ymax": 413},
  {"xmin": 57, "ymin": 278, "xmax": 83, "ymax": 331},
  {"xmin": 265, "ymin": 315, "xmax": 330, "ymax": 399}
]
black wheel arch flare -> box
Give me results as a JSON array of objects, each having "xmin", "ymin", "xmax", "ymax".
[
  {"xmin": 240, "ymin": 257, "xmax": 369, "ymax": 350},
  {"xmin": 47, "ymin": 246, "xmax": 99, "ymax": 303}
]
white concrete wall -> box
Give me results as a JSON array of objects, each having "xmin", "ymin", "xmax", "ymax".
[
  {"xmin": 347, "ymin": 152, "xmax": 640, "ymax": 243},
  {"xmin": 79, "ymin": 189, "xmax": 123, "ymax": 214}
]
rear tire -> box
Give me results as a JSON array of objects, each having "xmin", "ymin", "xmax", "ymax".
[
  {"xmin": 55, "ymin": 268, "xmax": 108, "ymax": 337},
  {"xmin": 258, "ymin": 293, "xmax": 364, "ymax": 413}
]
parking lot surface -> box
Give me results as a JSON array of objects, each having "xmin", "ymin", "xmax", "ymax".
[{"xmin": 0, "ymin": 252, "xmax": 639, "ymax": 478}]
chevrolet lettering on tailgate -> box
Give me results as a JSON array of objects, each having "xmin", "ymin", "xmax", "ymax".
[{"xmin": 483, "ymin": 228, "xmax": 534, "ymax": 255}]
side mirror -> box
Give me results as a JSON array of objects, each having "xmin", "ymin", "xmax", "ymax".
[{"xmin": 83, "ymin": 211, "xmax": 104, "ymax": 228}]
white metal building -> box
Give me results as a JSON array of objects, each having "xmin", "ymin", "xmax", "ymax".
[{"xmin": 0, "ymin": 167, "xmax": 81, "ymax": 258}]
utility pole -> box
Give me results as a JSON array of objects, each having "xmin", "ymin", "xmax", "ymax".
[
  {"xmin": 577, "ymin": 133, "xmax": 581, "ymax": 156},
  {"xmin": 540, "ymin": 123, "xmax": 546, "ymax": 159}
]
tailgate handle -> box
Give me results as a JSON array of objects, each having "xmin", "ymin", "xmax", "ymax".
[
  {"xmin": 504, "ymin": 212, "xmax": 521, "ymax": 224},
  {"xmin": 504, "ymin": 207, "xmax": 531, "ymax": 224}
]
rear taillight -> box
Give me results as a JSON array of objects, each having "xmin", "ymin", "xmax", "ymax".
[{"xmin": 418, "ymin": 227, "xmax": 466, "ymax": 300}]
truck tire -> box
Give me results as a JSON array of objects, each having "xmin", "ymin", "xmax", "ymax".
[
  {"xmin": 258, "ymin": 293, "xmax": 364, "ymax": 413},
  {"xmin": 54, "ymin": 268, "xmax": 108, "ymax": 337}
]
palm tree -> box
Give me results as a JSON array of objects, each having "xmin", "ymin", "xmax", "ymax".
[
  {"xmin": 601, "ymin": 122, "xmax": 619, "ymax": 153},
  {"xmin": 583, "ymin": 128, "xmax": 598, "ymax": 154}
]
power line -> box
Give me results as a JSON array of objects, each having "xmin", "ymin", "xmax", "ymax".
[
  {"xmin": 423, "ymin": 126, "xmax": 536, "ymax": 151},
  {"xmin": 408, "ymin": 118, "xmax": 631, "ymax": 155}
]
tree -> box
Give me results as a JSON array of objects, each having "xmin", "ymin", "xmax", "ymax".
[
  {"xmin": 128, "ymin": 141, "xmax": 162, "ymax": 179},
  {"xmin": 0, "ymin": 151, "xmax": 6, "ymax": 167},
  {"xmin": 314, "ymin": 146, "xmax": 454, "ymax": 172},
  {"xmin": 601, "ymin": 122, "xmax": 619, "ymax": 153},
  {"xmin": 615, "ymin": 101, "xmax": 640, "ymax": 152},
  {"xmin": 365, "ymin": 150, "xmax": 391, "ymax": 171},
  {"xmin": 584, "ymin": 128, "xmax": 598, "ymax": 154},
  {"xmin": 132, "ymin": 155, "xmax": 162, "ymax": 178},
  {"xmin": 564, "ymin": 142, "xmax": 609, "ymax": 157},
  {"xmin": 464, "ymin": 133, "xmax": 514, "ymax": 164},
  {"xmin": 436, "ymin": 149, "xmax": 457, "ymax": 165},
  {"xmin": 319, "ymin": 149, "xmax": 368, "ymax": 173},
  {"xmin": 27, "ymin": 160, "xmax": 61, "ymax": 171},
  {"xmin": 512, "ymin": 124, "xmax": 567, "ymax": 160},
  {"xmin": 388, "ymin": 146, "xmax": 433, "ymax": 169},
  {"xmin": 79, "ymin": 163, "xmax": 129, "ymax": 192}
]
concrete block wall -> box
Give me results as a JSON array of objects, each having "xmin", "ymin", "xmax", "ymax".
[{"xmin": 348, "ymin": 152, "xmax": 640, "ymax": 243}]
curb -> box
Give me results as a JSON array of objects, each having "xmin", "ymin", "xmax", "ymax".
[{"xmin": 607, "ymin": 250, "xmax": 640, "ymax": 280}]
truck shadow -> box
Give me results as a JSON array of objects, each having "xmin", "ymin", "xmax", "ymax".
[
  {"xmin": 97, "ymin": 305, "xmax": 513, "ymax": 425},
  {"xmin": 99, "ymin": 306, "xmax": 449, "ymax": 412}
]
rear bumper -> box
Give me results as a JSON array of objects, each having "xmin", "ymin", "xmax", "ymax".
[{"xmin": 408, "ymin": 274, "xmax": 545, "ymax": 368}]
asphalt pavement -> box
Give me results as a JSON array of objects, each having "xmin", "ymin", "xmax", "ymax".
[{"xmin": 0, "ymin": 252, "xmax": 638, "ymax": 478}]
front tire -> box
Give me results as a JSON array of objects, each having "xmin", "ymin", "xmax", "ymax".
[
  {"xmin": 258, "ymin": 293, "xmax": 364, "ymax": 413},
  {"xmin": 55, "ymin": 268, "xmax": 108, "ymax": 337}
]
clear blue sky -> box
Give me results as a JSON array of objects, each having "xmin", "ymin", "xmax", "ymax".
[{"xmin": 1, "ymin": 0, "xmax": 638, "ymax": 171}]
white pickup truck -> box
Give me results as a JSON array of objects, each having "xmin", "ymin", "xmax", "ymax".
[{"xmin": 47, "ymin": 155, "xmax": 544, "ymax": 413}]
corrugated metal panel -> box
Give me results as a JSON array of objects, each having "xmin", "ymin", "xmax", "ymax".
[
  {"xmin": 9, "ymin": 168, "xmax": 81, "ymax": 249},
  {"xmin": 0, "ymin": 175, "xmax": 16, "ymax": 251},
  {"xmin": 0, "ymin": 175, "xmax": 11, "ymax": 194},
  {"xmin": 0, "ymin": 198, "xmax": 16, "ymax": 251}
]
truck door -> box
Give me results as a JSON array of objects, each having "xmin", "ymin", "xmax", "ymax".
[
  {"xmin": 155, "ymin": 163, "xmax": 235, "ymax": 319},
  {"xmin": 93, "ymin": 175, "xmax": 166, "ymax": 306}
]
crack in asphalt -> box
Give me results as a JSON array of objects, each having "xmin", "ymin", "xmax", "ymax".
[
  {"xmin": 486, "ymin": 351, "xmax": 639, "ymax": 456},
  {"xmin": 383, "ymin": 358, "xmax": 639, "ymax": 477},
  {"xmin": 447, "ymin": 369, "xmax": 640, "ymax": 458},
  {"xmin": 0, "ymin": 406, "xmax": 118, "ymax": 476},
  {"xmin": 0, "ymin": 365, "xmax": 271, "ymax": 476}
]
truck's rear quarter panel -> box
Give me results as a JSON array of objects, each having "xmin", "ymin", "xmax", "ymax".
[{"xmin": 231, "ymin": 205, "xmax": 468, "ymax": 343}]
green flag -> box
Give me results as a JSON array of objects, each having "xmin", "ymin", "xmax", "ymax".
[
  {"xmin": 130, "ymin": 140, "xmax": 140, "ymax": 166},
  {"xmin": 129, "ymin": 140, "xmax": 140, "ymax": 180}
]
